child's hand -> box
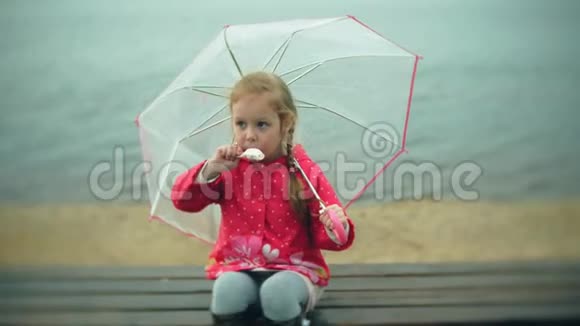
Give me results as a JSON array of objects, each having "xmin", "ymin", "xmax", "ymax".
[
  {"xmin": 205, "ymin": 143, "xmax": 243, "ymax": 178},
  {"xmin": 319, "ymin": 204, "xmax": 348, "ymax": 230}
]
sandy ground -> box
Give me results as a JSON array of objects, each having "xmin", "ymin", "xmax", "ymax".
[{"xmin": 1, "ymin": 199, "xmax": 579, "ymax": 266}]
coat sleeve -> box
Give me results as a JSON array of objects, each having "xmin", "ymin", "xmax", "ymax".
[
  {"xmin": 171, "ymin": 161, "xmax": 224, "ymax": 212},
  {"xmin": 306, "ymin": 165, "xmax": 355, "ymax": 251}
]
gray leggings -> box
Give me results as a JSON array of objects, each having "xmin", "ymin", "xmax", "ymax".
[{"xmin": 210, "ymin": 270, "xmax": 309, "ymax": 321}]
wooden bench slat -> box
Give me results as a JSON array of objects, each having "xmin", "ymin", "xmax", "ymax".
[
  {"xmin": 3, "ymin": 273, "xmax": 580, "ymax": 296},
  {"xmin": 2, "ymin": 260, "xmax": 579, "ymax": 280},
  {"xmin": 328, "ymin": 260, "xmax": 580, "ymax": 278},
  {"xmin": 316, "ymin": 304, "xmax": 580, "ymax": 325},
  {"xmin": 2, "ymin": 303, "xmax": 579, "ymax": 325},
  {"xmin": 0, "ymin": 293, "xmax": 208, "ymax": 311},
  {"xmin": 320, "ymin": 288, "xmax": 580, "ymax": 309},
  {"xmin": 0, "ymin": 311, "xmax": 211, "ymax": 326},
  {"xmin": 0, "ymin": 279, "xmax": 209, "ymax": 295},
  {"xmin": 2, "ymin": 287, "xmax": 580, "ymax": 312},
  {"xmin": 0, "ymin": 266, "xmax": 206, "ymax": 281},
  {"xmin": 328, "ymin": 274, "xmax": 580, "ymax": 291}
]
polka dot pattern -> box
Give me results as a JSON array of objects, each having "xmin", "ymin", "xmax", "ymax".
[{"xmin": 173, "ymin": 144, "xmax": 354, "ymax": 288}]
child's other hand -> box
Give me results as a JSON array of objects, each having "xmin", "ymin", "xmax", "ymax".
[{"xmin": 319, "ymin": 204, "xmax": 348, "ymax": 230}]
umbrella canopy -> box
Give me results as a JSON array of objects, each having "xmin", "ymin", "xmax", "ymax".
[{"xmin": 136, "ymin": 16, "xmax": 421, "ymax": 244}]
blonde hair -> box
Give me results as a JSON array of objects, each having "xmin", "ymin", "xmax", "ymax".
[{"xmin": 229, "ymin": 71, "xmax": 311, "ymax": 227}]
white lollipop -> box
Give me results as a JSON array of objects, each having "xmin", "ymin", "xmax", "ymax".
[{"xmin": 238, "ymin": 148, "xmax": 265, "ymax": 161}]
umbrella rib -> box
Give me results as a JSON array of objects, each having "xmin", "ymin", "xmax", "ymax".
[
  {"xmin": 183, "ymin": 103, "xmax": 229, "ymax": 139},
  {"xmin": 152, "ymin": 86, "xmax": 230, "ymax": 104},
  {"xmin": 189, "ymin": 85, "xmax": 232, "ymax": 89},
  {"xmin": 189, "ymin": 87, "xmax": 229, "ymax": 100},
  {"xmin": 148, "ymin": 86, "xmax": 230, "ymax": 139},
  {"xmin": 147, "ymin": 86, "xmax": 230, "ymax": 144},
  {"xmin": 223, "ymin": 27, "xmax": 243, "ymax": 77},
  {"xmin": 286, "ymin": 63, "xmax": 322, "ymax": 86},
  {"xmin": 150, "ymin": 141, "xmax": 180, "ymax": 214},
  {"xmin": 272, "ymin": 37, "xmax": 293, "ymax": 73},
  {"xmin": 264, "ymin": 16, "xmax": 347, "ymax": 73},
  {"xmin": 263, "ymin": 38, "xmax": 290, "ymax": 71},
  {"xmin": 278, "ymin": 53, "xmax": 410, "ymax": 81},
  {"xmin": 180, "ymin": 115, "xmax": 231, "ymax": 142},
  {"xmin": 295, "ymin": 99, "xmax": 403, "ymax": 151}
]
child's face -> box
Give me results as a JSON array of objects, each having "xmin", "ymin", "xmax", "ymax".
[{"xmin": 232, "ymin": 93, "xmax": 285, "ymax": 162}]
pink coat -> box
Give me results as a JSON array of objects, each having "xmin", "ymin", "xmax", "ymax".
[{"xmin": 171, "ymin": 144, "xmax": 355, "ymax": 286}]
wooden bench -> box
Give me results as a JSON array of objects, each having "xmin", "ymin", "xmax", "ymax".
[{"xmin": 1, "ymin": 260, "xmax": 580, "ymax": 325}]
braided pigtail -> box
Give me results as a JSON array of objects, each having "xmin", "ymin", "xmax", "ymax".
[{"xmin": 285, "ymin": 129, "xmax": 313, "ymax": 244}]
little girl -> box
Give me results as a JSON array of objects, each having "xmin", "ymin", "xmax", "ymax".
[{"xmin": 171, "ymin": 71, "xmax": 355, "ymax": 326}]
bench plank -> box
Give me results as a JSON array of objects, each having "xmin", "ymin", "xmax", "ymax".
[
  {"xmin": 3, "ymin": 273, "xmax": 580, "ymax": 295},
  {"xmin": 0, "ymin": 311, "xmax": 211, "ymax": 326},
  {"xmin": 315, "ymin": 304, "xmax": 580, "ymax": 325},
  {"xmin": 0, "ymin": 266, "xmax": 206, "ymax": 281},
  {"xmin": 2, "ymin": 288, "xmax": 580, "ymax": 312},
  {"xmin": 2, "ymin": 260, "xmax": 579, "ymax": 280},
  {"xmin": 1, "ymin": 304, "xmax": 579, "ymax": 325}
]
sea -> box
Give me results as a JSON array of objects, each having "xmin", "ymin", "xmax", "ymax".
[{"xmin": 1, "ymin": 0, "xmax": 579, "ymax": 204}]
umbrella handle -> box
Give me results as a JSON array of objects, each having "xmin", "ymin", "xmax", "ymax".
[{"xmin": 327, "ymin": 209, "xmax": 347, "ymax": 244}]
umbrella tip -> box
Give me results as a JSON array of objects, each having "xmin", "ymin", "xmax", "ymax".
[
  {"xmin": 224, "ymin": 24, "xmax": 231, "ymax": 29},
  {"xmin": 346, "ymin": 14, "xmax": 356, "ymax": 19}
]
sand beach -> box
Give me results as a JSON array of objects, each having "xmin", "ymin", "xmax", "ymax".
[{"xmin": 1, "ymin": 199, "xmax": 579, "ymax": 267}]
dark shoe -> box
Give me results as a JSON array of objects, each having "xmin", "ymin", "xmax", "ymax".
[
  {"xmin": 211, "ymin": 312, "xmax": 251, "ymax": 326},
  {"xmin": 263, "ymin": 316, "xmax": 303, "ymax": 326}
]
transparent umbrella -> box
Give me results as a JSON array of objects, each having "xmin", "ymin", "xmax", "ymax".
[{"xmin": 136, "ymin": 15, "xmax": 422, "ymax": 244}]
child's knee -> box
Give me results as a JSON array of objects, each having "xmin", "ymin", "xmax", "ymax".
[
  {"xmin": 211, "ymin": 272, "xmax": 258, "ymax": 315},
  {"xmin": 260, "ymin": 271, "xmax": 307, "ymax": 321},
  {"xmin": 260, "ymin": 286, "xmax": 297, "ymax": 320}
]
